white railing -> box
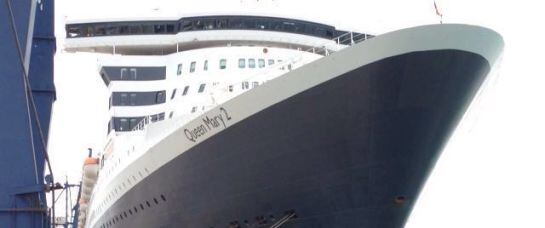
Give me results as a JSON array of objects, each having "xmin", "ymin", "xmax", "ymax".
[
  {"xmin": 131, "ymin": 115, "xmax": 150, "ymax": 131},
  {"xmin": 334, "ymin": 31, "xmax": 372, "ymax": 46}
]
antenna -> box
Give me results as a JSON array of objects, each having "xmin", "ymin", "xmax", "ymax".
[{"xmin": 434, "ymin": 1, "xmax": 443, "ymax": 24}]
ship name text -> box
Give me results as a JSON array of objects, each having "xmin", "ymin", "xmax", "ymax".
[{"xmin": 184, "ymin": 107, "xmax": 232, "ymax": 142}]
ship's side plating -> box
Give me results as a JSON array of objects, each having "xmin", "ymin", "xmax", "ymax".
[{"xmin": 85, "ymin": 24, "xmax": 503, "ymax": 228}]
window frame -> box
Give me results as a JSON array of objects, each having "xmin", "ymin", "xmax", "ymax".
[
  {"xmin": 171, "ymin": 89, "xmax": 177, "ymax": 100},
  {"xmin": 198, "ymin": 83, "xmax": 206, "ymax": 93},
  {"xmin": 219, "ymin": 59, "xmax": 227, "ymax": 69},
  {"xmin": 242, "ymin": 81, "xmax": 249, "ymax": 90},
  {"xmin": 190, "ymin": 61, "xmax": 196, "ymax": 73},
  {"xmin": 238, "ymin": 58, "xmax": 246, "ymax": 69},
  {"xmin": 177, "ymin": 63, "xmax": 182, "ymax": 75},
  {"xmin": 156, "ymin": 91, "xmax": 165, "ymax": 103},
  {"xmin": 182, "ymin": 86, "xmax": 189, "ymax": 96}
]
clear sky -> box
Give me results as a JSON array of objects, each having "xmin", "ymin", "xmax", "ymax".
[{"xmin": 49, "ymin": 0, "xmax": 545, "ymax": 227}]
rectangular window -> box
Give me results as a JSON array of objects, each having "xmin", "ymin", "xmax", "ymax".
[
  {"xmin": 268, "ymin": 59, "xmax": 275, "ymax": 65},
  {"xmin": 151, "ymin": 114, "xmax": 159, "ymax": 122},
  {"xmin": 253, "ymin": 81, "xmax": 259, "ymax": 88},
  {"xmin": 129, "ymin": 25, "xmax": 142, "ymax": 34},
  {"xmin": 120, "ymin": 93, "xmax": 128, "ymax": 105},
  {"xmin": 154, "ymin": 24, "xmax": 165, "ymax": 33},
  {"xmin": 112, "ymin": 91, "xmax": 165, "ymax": 106},
  {"xmin": 238, "ymin": 58, "xmax": 246, "ymax": 69},
  {"xmin": 177, "ymin": 64, "xmax": 182, "ymax": 75},
  {"xmin": 191, "ymin": 106, "xmax": 197, "ymax": 113},
  {"xmin": 130, "ymin": 68, "xmax": 137, "ymax": 79},
  {"xmin": 228, "ymin": 85, "xmax": 233, "ymax": 92},
  {"xmin": 169, "ymin": 111, "xmax": 174, "ymax": 119},
  {"xmin": 198, "ymin": 84, "xmax": 206, "ymax": 93},
  {"xmin": 156, "ymin": 91, "xmax": 165, "ymax": 103},
  {"xmin": 120, "ymin": 119, "xmax": 129, "ymax": 131},
  {"xmin": 203, "ymin": 60, "xmax": 208, "ymax": 71},
  {"xmin": 190, "ymin": 61, "xmax": 196, "ymax": 73},
  {"xmin": 129, "ymin": 118, "xmax": 138, "ymax": 130},
  {"xmin": 166, "ymin": 24, "xmax": 175, "ymax": 33},
  {"xmin": 217, "ymin": 19, "xmax": 228, "ymax": 29},
  {"xmin": 181, "ymin": 21, "xmax": 193, "ymax": 31},
  {"xmin": 120, "ymin": 68, "xmax": 127, "ymax": 79},
  {"xmin": 142, "ymin": 24, "xmax": 154, "ymax": 33},
  {"xmin": 103, "ymin": 66, "xmax": 166, "ymax": 83},
  {"xmin": 158, "ymin": 112, "xmax": 165, "ymax": 121},
  {"xmin": 182, "ymin": 86, "xmax": 189, "ymax": 96},
  {"xmin": 219, "ymin": 59, "xmax": 227, "ymax": 69},
  {"xmin": 129, "ymin": 93, "xmax": 136, "ymax": 106},
  {"xmin": 171, "ymin": 89, "xmax": 177, "ymax": 100},
  {"xmin": 242, "ymin": 81, "xmax": 249, "ymax": 90},
  {"xmin": 258, "ymin": 59, "xmax": 265, "ymax": 68},
  {"xmin": 248, "ymin": 59, "xmax": 256, "ymax": 68}
]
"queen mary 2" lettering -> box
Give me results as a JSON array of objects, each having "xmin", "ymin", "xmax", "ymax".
[{"xmin": 184, "ymin": 107, "xmax": 232, "ymax": 142}]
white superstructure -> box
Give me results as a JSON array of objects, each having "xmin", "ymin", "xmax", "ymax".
[{"xmin": 67, "ymin": 14, "xmax": 372, "ymax": 227}]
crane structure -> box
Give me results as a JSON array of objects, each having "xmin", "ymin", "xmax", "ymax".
[{"xmin": 0, "ymin": 0, "xmax": 57, "ymax": 227}]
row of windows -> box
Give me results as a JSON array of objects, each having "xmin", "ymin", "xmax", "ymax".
[
  {"xmin": 108, "ymin": 113, "xmax": 165, "ymax": 133},
  {"xmin": 174, "ymin": 83, "xmax": 206, "ymax": 97},
  {"xmin": 108, "ymin": 80, "xmax": 259, "ymax": 133},
  {"xmin": 238, "ymin": 58, "xmax": 268, "ymax": 69},
  {"xmin": 100, "ymin": 66, "xmax": 166, "ymax": 85},
  {"xmin": 66, "ymin": 15, "xmax": 357, "ymax": 40},
  {"xmin": 110, "ymin": 91, "xmax": 165, "ymax": 107},
  {"xmin": 108, "ymin": 79, "xmax": 262, "ymax": 133},
  {"xmin": 99, "ymin": 194, "xmax": 167, "ymax": 228},
  {"xmin": 177, "ymin": 58, "xmax": 282, "ymax": 75}
]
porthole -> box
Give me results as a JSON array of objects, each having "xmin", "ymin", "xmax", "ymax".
[{"xmin": 394, "ymin": 196, "xmax": 406, "ymax": 204}]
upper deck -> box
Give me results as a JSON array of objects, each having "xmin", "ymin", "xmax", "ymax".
[{"xmin": 64, "ymin": 15, "xmax": 373, "ymax": 55}]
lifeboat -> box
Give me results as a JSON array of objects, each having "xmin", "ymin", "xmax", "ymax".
[{"xmin": 77, "ymin": 157, "xmax": 100, "ymax": 227}]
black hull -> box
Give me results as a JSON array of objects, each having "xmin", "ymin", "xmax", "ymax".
[{"xmin": 96, "ymin": 50, "xmax": 490, "ymax": 228}]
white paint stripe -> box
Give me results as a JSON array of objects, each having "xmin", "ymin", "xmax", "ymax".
[{"xmin": 24, "ymin": 0, "xmax": 37, "ymax": 73}]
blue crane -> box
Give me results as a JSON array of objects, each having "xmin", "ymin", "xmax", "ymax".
[{"xmin": 0, "ymin": 0, "xmax": 56, "ymax": 227}]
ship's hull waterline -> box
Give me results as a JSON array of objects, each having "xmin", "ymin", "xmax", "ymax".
[{"xmin": 90, "ymin": 25, "xmax": 502, "ymax": 228}]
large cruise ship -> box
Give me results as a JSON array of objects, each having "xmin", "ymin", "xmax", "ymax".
[{"xmin": 65, "ymin": 13, "xmax": 503, "ymax": 228}]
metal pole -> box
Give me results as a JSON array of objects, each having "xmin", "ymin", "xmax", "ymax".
[{"xmin": 65, "ymin": 178, "xmax": 68, "ymax": 228}]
